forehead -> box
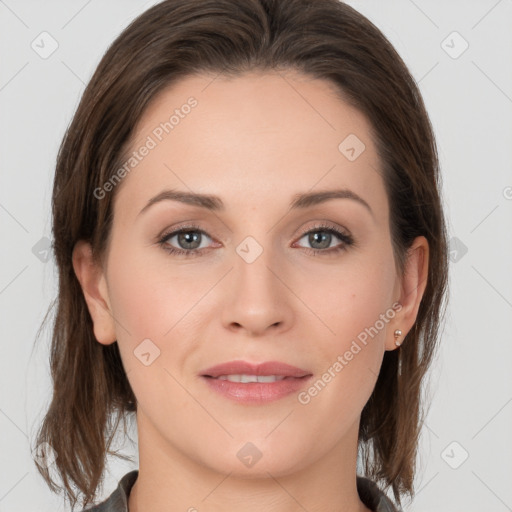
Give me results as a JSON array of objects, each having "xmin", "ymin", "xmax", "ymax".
[{"xmin": 113, "ymin": 70, "xmax": 386, "ymax": 221}]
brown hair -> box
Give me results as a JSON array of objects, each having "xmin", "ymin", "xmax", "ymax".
[{"xmin": 33, "ymin": 0, "xmax": 448, "ymax": 509}]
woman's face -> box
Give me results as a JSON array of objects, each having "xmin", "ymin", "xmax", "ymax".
[{"xmin": 75, "ymin": 70, "xmax": 427, "ymax": 478}]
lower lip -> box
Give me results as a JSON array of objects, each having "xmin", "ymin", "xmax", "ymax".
[{"xmin": 201, "ymin": 375, "xmax": 313, "ymax": 404}]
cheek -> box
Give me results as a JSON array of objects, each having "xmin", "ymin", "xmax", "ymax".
[
  {"xmin": 106, "ymin": 243, "xmax": 201, "ymax": 336},
  {"xmin": 302, "ymin": 249, "xmax": 396, "ymax": 399},
  {"xmin": 105, "ymin": 247, "xmax": 201, "ymax": 413},
  {"xmin": 306, "ymin": 249, "xmax": 397, "ymax": 342},
  {"xmin": 292, "ymin": 286, "xmax": 394, "ymax": 457},
  {"xmin": 104, "ymin": 242, "xmax": 214, "ymax": 382}
]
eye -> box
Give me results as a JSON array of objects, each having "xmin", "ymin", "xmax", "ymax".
[
  {"xmin": 293, "ymin": 222, "xmax": 354, "ymax": 255},
  {"xmin": 157, "ymin": 221, "xmax": 354, "ymax": 258},
  {"xmin": 157, "ymin": 224, "xmax": 215, "ymax": 258}
]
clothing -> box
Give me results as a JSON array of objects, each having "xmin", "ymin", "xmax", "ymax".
[{"xmin": 83, "ymin": 469, "xmax": 399, "ymax": 512}]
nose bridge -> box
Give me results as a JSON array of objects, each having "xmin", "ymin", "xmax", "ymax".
[
  {"xmin": 234, "ymin": 232, "xmax": 280, "ymax": 300},
  {"xmin": 221, "ymin": 230, "xmax": 293, "ymax": 333}
]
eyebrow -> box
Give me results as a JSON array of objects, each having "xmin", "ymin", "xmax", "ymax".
[{"xmin": 138, "ymin": 188, "xmax": 374, "ymax": 217}]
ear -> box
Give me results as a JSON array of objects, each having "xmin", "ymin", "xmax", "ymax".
[
  {"xmin": 72, "ymin": 240, "xmax": 117, "ymax": 345},
  {"xmin": 386, "ymin": 235, "xmax": 429, "ymax": 351}
]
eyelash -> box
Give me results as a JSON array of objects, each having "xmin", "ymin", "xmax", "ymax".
[{"xmin": 157, "ymin": 222, "xmax": 355, "ymax": 258}]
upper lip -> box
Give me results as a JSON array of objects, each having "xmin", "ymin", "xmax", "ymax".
[{"xmin": 200, "ymin": 360, "xmax": 312, "ymax": 378}]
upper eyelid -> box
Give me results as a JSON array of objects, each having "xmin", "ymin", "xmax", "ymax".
[{"xmin": 298, "ymin": 222, "xmax": 350, "ymax": 236}]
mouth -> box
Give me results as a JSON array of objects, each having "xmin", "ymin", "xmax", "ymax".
[
  {"xmin": 199, "ymin": 361, "xmax": 313, "ymax": 404},
  {"xmin": 202, "ymin": 374, "xmax": 310, "ymax": 383},
  {"xmin": 200, "ymin": 360, "xmax": 312, "ymax": 380}
]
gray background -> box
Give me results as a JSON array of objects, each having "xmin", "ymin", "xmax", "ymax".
[{"xmin": 1, "ymin": 0, "xmax": 511, "ymax": 510}]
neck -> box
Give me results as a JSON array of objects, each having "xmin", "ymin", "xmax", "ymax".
[{"xmin": 128, "ymin": 411, "xmax": 372, "ymax": 512}]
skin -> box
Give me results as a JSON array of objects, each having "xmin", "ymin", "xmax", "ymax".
[{"xmin": 73, "ymin": 70, "xmax": 428, "ymax": 512}]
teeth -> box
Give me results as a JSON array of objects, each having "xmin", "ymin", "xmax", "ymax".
[{"xmin": 215, "ymin": 374, "xmax": 287, "ymax": 383}]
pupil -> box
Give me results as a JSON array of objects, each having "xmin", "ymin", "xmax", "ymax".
[
  {"xmin": 179, "ymin": 231, "xmax": 200, "ymax": 249},
  {"xmin": 310, "ymin": 231, "xmax": 330, "ymax": 249}
]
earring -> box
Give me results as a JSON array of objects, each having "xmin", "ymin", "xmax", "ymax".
[{"xmin": 394, "ymin": 329, "xmax": 403, "ymax": 347}]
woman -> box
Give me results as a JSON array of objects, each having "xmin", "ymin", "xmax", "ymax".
[{"xmin": 34, "ymin": 1, "xmax": 448, "ymax": 511}]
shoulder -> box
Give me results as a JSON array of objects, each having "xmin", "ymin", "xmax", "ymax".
[
  {"xmin": 356, "ymin": 475, "xmax": 401, "ymax": 512},
  {"xmin": 79, "ymin": 470, "xmax": 139, "ymax": 512}
]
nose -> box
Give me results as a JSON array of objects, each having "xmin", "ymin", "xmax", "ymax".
[{"xmin": 221, "ymin": 241, "xmax": 295, "ymax": 336}]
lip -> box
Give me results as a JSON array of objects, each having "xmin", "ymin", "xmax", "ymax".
[
  {"xmin": 200, "ymin": 360, "xmax": 312, "ymax": 378},
  {"xmin": 199, "ymin": 360, "xmax": 313, "ymax": 404}
]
